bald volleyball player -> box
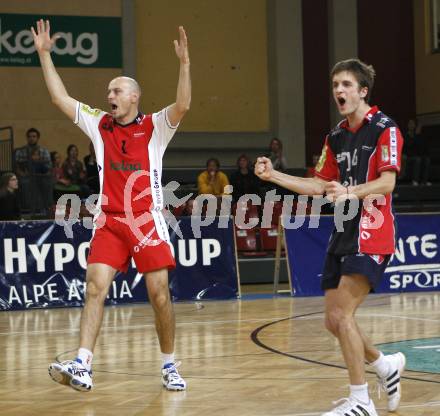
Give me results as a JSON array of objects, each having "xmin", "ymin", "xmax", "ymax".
[{"xmin": 32, "ymin": 19, "xmax": 191, "ymax": 392}]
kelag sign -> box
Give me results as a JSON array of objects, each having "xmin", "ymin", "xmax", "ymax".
[
  {"xmin": 0, "ymin": 13, "xmax": 122, "ymax": 67},
  {"xmin": 285, "ymin": 214, "xmax": 440, "ymax": 296},
  {"xmin": 0, "ymin": 217, "xmax": 239, "ymax": 311}
]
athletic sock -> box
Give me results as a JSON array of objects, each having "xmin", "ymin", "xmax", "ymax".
[
  {"xmin": 349, "ymin": 383, "xmax": 370, "ymax": 404},
  {"xmin": 161, "ymin": 353, "xmax": 175, "ymax": 368},
  {"xmin": 77, "ymin": 348, "xmax": 93, "ymax": 372},
  {"xmin": 370, "ymin": 352, "xmax": 391, "ymax": 378}
]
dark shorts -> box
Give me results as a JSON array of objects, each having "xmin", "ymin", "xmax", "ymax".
[{"xmin": 321, "ymin": 253, "xmax": 391, "ymax": 291}]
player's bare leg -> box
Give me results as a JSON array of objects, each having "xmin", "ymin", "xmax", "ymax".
[
  {"xmin": 355, "ymin": 322, "xmax": 380, "ymax": 362},
  {"xmin": 145, "ymin": 268, "xmax": 175, "ymax": 353},
  {"xmin": 80, "ymin": 263, "xmax": 117, "ymax": 351},
  {"xmin": 356, "ymin": 321, "xmax": 406, "ymax": 411},
  {"xmin": 49, "ymin": 263, "xmax": 116, "ymax": 391},
  {"xmin": 325, "ymin": 274, "xmax": 370, "ymax": 384},
  {"xmin": 145, "ymin": 268, "xmax": 186, "ymax": 390},
  {"xmin": 322, "ymin": 274, "xmax": 377, "ymax": 415}
]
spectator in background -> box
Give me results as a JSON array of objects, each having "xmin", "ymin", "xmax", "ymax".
[
  {"xmin": 266, "ymin": 137, "xmax": 288, "ymax": 171},
  {"xmin": 14, "ymin": 128, "xmax": 52, "ymax": 214},
  {"xmin": 30, "ymin": 147, "xmax": 50, "ymax": 174},
  {"xmin": 15, "ymin": 128, "xmax": 51, "ymax": 176},
  {"xmin": 197, "ymin": 158, "xmax": 230, "ymax": 196},
  {"xmin": 84, "ymin": 142, "xmax": 100, "ymax": 194},
  {"xmin": 229, "ymin": 154, "xmax": 260, "ymax": 202},
  {"xmin": 51, "ymin": 151, "xmax": 65, "ymax": 185},
  {"xmin": 51, "ymin": 151, "xmax": 77, "ymax": 200},
  {"xmin": 62, "ymin": 144, "xmax": 90, "ymax": 198},
  {"xmin": 402, "ymin": 118, "xmax": 431, "ymax": 185},
  {"xmin": 0, "ymin": 173, "xmax": 20, "ymax": 220}
]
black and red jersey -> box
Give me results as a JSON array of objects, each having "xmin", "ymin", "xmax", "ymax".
[{"xmin": 314, "ymin": 106, "xmax": 403, "ymax": 255}]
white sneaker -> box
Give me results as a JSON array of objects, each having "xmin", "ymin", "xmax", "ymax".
[
  {"xmin": 48, "ymin": 359, "xmax": 93, "ymax": 392},
  {"xmin": 161, "ymin": 361, "xmax": 186, "ymax": 391},
  {"xmin": 377, "ymin": 352, "xmax": 406, "ymax": 411},
  {"xmin": 322, "ymin": 397, "xmax": 378, "ymax": 416}
]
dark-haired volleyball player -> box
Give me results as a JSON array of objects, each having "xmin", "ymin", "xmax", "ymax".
[{"xmin": 255, "ymin": 59, "xmax": 405, "ymax": 416}]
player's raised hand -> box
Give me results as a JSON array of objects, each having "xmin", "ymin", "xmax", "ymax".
[
  {"xmin": 31, "ymin": 19, "xmax": 59, "ymax": 53},
  {"xmin": 174, "ymin": 26, "xmax": 189, "ymax": 65},
  {"xmin": 255, "ymin": 157, "xmax": 273, "ymax": 181}
]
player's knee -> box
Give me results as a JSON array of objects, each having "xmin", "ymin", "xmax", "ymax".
[
  {"xmin": 85, "ymin": 278, "xmax": 108, "ymax": 300},
  {"xmin": 149, "ymin": 290, "xmax": 170, "ymax": 311},
  {"xmin": 324, "ymin": 315, "xmax": 338, "ymax": 336},
  {"xmin": 325, "ymin": 308, "xmax": 347, "ymax": 336}
]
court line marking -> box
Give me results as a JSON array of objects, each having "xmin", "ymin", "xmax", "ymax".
[
  {"xmin": 251, "ymin": 311, "xmax": 440, "ymax": 384},
  {"xmin": 295, "ymin": 313, "xmax": 440, "ymax": 323}
]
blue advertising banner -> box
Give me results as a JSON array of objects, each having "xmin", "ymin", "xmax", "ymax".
[
  {"xmin": 285, "ymin": 214, "xmax": 440, "ymax": 296},
  {"xmin": 0, "ymin": 217, "xmax": 238, "ymax": 311}
]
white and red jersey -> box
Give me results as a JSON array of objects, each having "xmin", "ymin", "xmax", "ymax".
[
  {"xmin": 74, "ymin": 102, "xmax": 178, "ymax": 214},
  {"xmin": 314, "ymin": 106, "xmax": 403, "ymax": 255}
]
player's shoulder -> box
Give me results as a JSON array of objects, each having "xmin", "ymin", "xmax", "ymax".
[
  {"xmin": 144, "ymin": 113, "xmax": 153, "ymax": 121},
  {"xmin": 329, "ymin": 120, "xmax": 345, "ymax": 138},
  {"xmin": 78, "ymin": 102, "xmax": 107, "ymax": 118},
  {"xmin": 371, "ymin": 110, "xmax": 398, "ymax": 131}
]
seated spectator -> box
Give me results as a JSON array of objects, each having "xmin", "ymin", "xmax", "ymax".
[
  {"xmin": 197, "ymin": 158, "xmax": 230, "ymax": 196},
  {"xmin": 229, "ymin": 154, "xmax": 260, "ymax": 202},
  {"xmin": 51, "ymin": 151, "xmax": 66, "ymax": 185},
  {"xmin": 14, "ymin": 127, "xmax": 52, "ymax": 213},
  {"xmin": 0, "ymin": 173, "xmax": 20, "ymax": 220},
  {"xmin": 401, "ymin": 118, "xmax": 431, "ymax": 185},
  {"xmin": 62, "ymin": 144, "xmax": 90, "ymax": 198},
  {"xmin": 51, "ymin": 151, "xmax": 77, "ymax": 201},
  {"xmin": 83, "ymin": 142, "xmax": 100, "ymax": 194},
  {"xmin": 266, "ymin": 137, "xmax": 288, "ymax": 171}
]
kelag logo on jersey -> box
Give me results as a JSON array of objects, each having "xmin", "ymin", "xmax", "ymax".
[
  {"xmin": 0, "ymin": 13, "xmax": 121, "ymax": 67},
  {"xmin": 110, "ymin": 160, "xmax": 142, "ymax": 172}
]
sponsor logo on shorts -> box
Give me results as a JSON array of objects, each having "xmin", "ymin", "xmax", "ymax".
[
  {"xmin": 133, "ymin": 227, "xmax": 161, "ymax": 253},
  {"xmin": 369, "ymin": 254, "xmax": 384, "ymax": 264},
  {"xmin": 361, "ymin": 230, "xmax": 371, "ymax": 240}
]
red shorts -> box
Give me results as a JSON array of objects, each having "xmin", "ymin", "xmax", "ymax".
[{"xmin": 88, "ymin": 211, "xmax": 176, "ymax": 273}]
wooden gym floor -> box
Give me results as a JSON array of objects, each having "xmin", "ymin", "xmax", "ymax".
[{"xmin": 1, "ymin": 289, "xmax": 439, "ymax": 415}]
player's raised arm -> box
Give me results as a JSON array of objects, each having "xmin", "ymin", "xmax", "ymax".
[
  {"xmin": 167, "ymin": 26, "xmax": 191, "ymax": 126},
  {"xmin": 255, "ymin": 156, "xmax": 327, "ymax": 196},
  {"xmin": 31, "ymin": 19, "xmax": 77, "ymax": 121}
]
